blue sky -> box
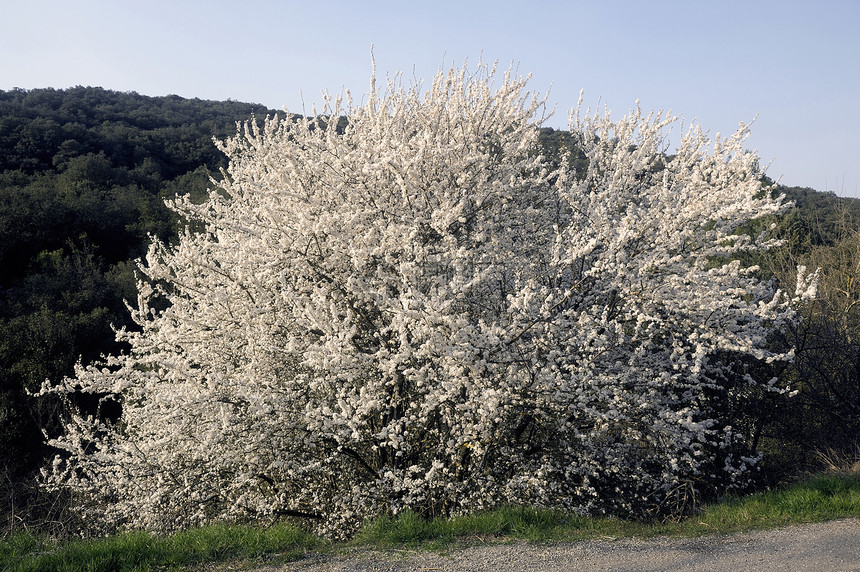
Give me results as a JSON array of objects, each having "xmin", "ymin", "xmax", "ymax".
[{"xmin": 2, "ymin": 0, "xmax": 858, "ymax": 196}]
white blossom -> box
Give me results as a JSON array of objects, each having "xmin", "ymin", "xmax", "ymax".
[{"xmin": 42, "ymin": 61, "xmax": 799, "ymax": 537}]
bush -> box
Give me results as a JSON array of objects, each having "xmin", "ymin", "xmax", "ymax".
[{"xmin": 41, "ymin": 61, "xmax": 808, "ymax": 537}]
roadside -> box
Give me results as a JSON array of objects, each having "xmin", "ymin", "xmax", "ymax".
[{"xmin": 257, "ymin": 518, "xmax": 860, "ymax": 572}]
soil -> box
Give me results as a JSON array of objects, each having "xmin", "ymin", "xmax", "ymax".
[{"xmin": 249, "ymin": 518, "xmax": 860, "ymax": 572}]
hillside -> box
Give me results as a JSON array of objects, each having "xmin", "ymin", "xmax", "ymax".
[
  {"xmin": 1, "ymin": 88, "xmax": 858, "ymax": 535},
  {"xmin": 0, "ymin": 88, "xmax": 280, "ymax": 529}
]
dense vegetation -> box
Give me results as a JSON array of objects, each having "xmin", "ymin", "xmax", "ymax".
[
  {"xmin": 1, "ymin": 85, "xmax": 858, "ymax": 538},
  {"xmin": 0, "ymin": 87, "xmax": 279, "ymax": 531}
]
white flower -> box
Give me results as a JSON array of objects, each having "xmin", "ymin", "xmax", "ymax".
[{"xmin": 42, "ymin": 58, "xmax": 800, "ymax": 536}]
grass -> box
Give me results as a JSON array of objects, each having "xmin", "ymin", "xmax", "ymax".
[
  {"xmin": 0, "ymin": 522, "xmax": 325, "ymax": 572},
  {"xmin": 674, "ymin": 472, "xmax": 860, "ymax": 535},
  {"xmin": 352, "ymin": 505, "xmax": 648, "ymax": 548},
  {"xmin": 355, "ymin": 472, "xmax": 860, "ymax": 549},
  {"xmin": 3, "ymin": 472, "xmax": 860, "ymax": 571}
]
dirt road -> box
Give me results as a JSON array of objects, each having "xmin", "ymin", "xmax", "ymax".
[{"xmin": 266, "ymin": 518, "xmax": 860, "ymax": 571}]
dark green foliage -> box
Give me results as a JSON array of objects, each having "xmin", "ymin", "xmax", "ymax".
[
  {"xmin": 754, "ymin": 200, "xmax": 860, "ymax": 481},
  {"xmin": 0, "ymin": 87, "xmax": 280, "ymax": 283},
  {"xmin": 0, "ymin": 86, "xmax": 275, "ymax": 176},
  {"xmin": 773, "ymin": 186, "xmax": 860, "ymax": 251},
  {"xmin": 538, "ymin": 126, "xmax": 588, "ymax": 174},
  {"xmin": 0, "ymin": 87, "xmax": 279, "ymax": 533}
]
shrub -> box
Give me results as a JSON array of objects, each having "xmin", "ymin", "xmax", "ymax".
[{"xmin": 40, "ymin": 61, "xmax": 811, "ymax": 537}]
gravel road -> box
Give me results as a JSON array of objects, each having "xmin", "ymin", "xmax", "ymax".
[{"xmin": 256, "ymin": 518, "xmax": 860, "ymax": 572}]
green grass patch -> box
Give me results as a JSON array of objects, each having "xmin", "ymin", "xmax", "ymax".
[
  {"xmin": 3, "ymin": 473, "xmax": 859, "ymax": 571},
  {"xmin": 0, "ymin": 522, "xmax": 324, "ymax": 572},
  {"xmin": 352, "ymin": 505, "xmax": 650, "ymax": 549},
  {"xmin": 355, "ymin": 473, "xmax": 860, "ymax": 548},
  {"xmin": 674, "ymin": 472, "xmax": 860, "ymax": 536}
]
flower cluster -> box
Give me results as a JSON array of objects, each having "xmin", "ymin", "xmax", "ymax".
[{"xmin": 41, "ymin": 62, "xmax": 805, "ymax": 537}]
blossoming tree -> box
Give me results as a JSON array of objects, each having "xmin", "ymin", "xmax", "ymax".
[{"xmin": 41, "ymin": 62, "xmax": 815, "ymax": 535}]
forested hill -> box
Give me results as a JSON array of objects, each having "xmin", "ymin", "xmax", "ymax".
[
  {"xmin": 0, "ymin": 87, "xmax": 280, "ymax": 278},
  {"xmin": 0, "ymin": 86, "xmax": 278, "ymax": 175},
  {"xmin": 0, "ymin": 87, "xmax": 279, "ymax": 506},
  {"xmin": 1, "ymin": 87, "xmax": 858, "ymax": 532}
]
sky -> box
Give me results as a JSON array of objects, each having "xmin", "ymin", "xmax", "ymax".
[{"xmin": 2, "ymin": 0, "xmax": 858, "ymax": 196}]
